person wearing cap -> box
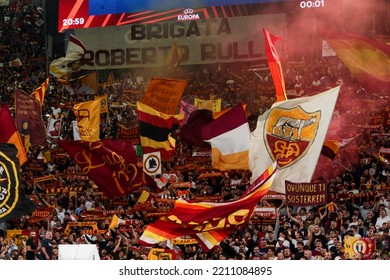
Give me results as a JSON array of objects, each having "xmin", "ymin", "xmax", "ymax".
[{"xmin": 275, "ymin": 237, "xmax": 288, "ymax": 255}]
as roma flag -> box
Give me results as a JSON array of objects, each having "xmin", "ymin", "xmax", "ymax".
[
  {"xmin": 139, "ymin": 162, "xmax": 277, "ymax": 251},
  {"xmin": 59, "ymin": 140, "xmax": 156, "ymax": 198},
  {"xmin": 0, "ymin": 143, "xmax": 36, "ymax": 223}
]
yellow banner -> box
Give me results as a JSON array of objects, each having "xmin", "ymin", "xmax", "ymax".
[
  {"xmin": 73, "ymin": 99, "xmax": 100, "ymax": 142},
  {"xmin": 141, "ymin": 78, "xmax": 187, "ymax": 114},
  {"xmin": 171, "ymin": 238, "xmax": 198, "ymax": 245},
  {"xmin": 194, "ymin": 98, "xmax": 221, "ymax": 112}
]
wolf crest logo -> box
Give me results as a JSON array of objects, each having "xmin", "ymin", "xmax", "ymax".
[
  {"xmin": 264, "ymin": 106, "xmax": 321, "ymax": 169},
  {"xmin": 143, "ymin": 153, "xmax": 161, "ymax": 175}
]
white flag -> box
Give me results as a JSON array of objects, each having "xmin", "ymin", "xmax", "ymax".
[
  {"xmin": 49, "ymin": 34, "xmax": 86, "ymax": 79},
  {"xmin": 249, "ymin": 86, "xmax": 340, "ymax": 193}
]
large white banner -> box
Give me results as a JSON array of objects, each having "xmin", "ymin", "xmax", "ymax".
[
  {"xmin": 249, "ymin": 87, "xmax": 340, "ymax": 194},
  {"xmin": 75, "ymin": 14, "xmax": 286, "ymax": 69}
]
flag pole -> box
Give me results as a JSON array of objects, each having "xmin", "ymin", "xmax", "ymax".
[{"xmin": 333, "ymin": 160, "xmax": 351, "ymax": 172}]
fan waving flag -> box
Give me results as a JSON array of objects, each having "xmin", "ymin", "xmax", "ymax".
[
  {"xmin": 59, "ymin": 140, "xmax": 156, "ymax": 198},
  {"xmin": 139, "ymin": 162, "xmax": 277, "ymax": 251},
  {"xmin": 137, "ymin": 101, "xmax": 183, "ymax": 159},
  {"xmin": 320, "ymin": 29, "xmax": 390, "ymax": 93},
  {"xmin": 264, "ymin": 28, "xmax": 287, "ymax": 102},
  {"xmin": 201, "ymin": 103, "xmax": 250, "ymax": 171},
  {"xmin": 249, "ymin": 86, "xmax": 340, "ymax": 194},
  {"xmin": 0, "ymin": 104, "xmax": 27, "ymax": 166}
]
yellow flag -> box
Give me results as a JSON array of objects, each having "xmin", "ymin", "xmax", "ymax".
[
  {"xmin": 73, "ymin": 99, "xmax": 100, "ymax": 142},
  {"xmin": 136, "ymin": 190, "xmax": 150, "ymax": 204}
]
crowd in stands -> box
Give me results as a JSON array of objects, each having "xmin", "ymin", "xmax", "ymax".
[{"xmin": 0, "ymin": 1, "xmax": 389, "ymax": 260}]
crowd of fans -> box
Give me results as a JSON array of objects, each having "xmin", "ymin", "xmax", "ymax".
[{"xmin": 0, "ymin": 1, "xmax": 389, "ymax": 260}]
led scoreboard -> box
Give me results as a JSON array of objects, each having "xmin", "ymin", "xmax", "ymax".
[{"xmin": 58, "ymin": 0, "xmax": 293, "ymax": 32}]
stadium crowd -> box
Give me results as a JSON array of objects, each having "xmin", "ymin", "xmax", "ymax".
[{"xmin": 0, "ymin": 1, "xmax": 389, "ymax": 260}]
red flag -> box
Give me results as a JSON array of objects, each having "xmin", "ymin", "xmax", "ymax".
[
  {"xmin": 59, "ymin": 140, "xmax": 156, "ymax": 198},
  {"xmin": 180, "ymin": 109, "xmax": 213, "ymax": 149},
  {"xmin": 263, "ymin": 28, "xmax": 287, "ymax": 102},
  {"xmin": 0, "ymin": 104, "xmax": 27, "ymax": 166},
  {"xmin": 15, "ymin": 89, "xmax": 47, "ymax": 146},
  {"xmin": 139, "ymin": 162, "xmax": 277, "ymax": 251},
  {"xmin": 31, "ymin": 77, "xmax": 49, "ymax": 107}
]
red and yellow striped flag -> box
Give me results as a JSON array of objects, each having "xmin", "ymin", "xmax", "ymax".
[
  {"xmin": 31, "ymin": 77, "xmax": 49, "ymax": 107},
  {"xmin": 139, "ymin": 162, "xmax": 277, "ymax": 251}
]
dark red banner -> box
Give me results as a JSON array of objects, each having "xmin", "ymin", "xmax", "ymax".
[
  {"xmin": 59, "ymin": 140, "xmax": 156, "ymax": 197},
  {"xmin": 285, "ymin": 181, "xmax": 327, "ymax": 206},
  {"xmin": 15, "ymin": 89, "xmax": 47, "ymax": 146}
]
